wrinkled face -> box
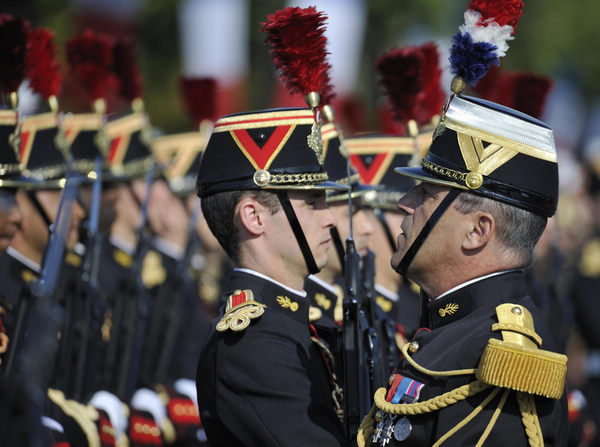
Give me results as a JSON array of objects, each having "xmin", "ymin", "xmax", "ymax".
[
  {"xmin": 390, "ymin": 183, "xmax": 458, "ymax": 279},
  {"xmin": 266, "ymin": 190, "xmax": 337, "ymax": 277},
  {"xmin": 0, "ymin": 189, "xmax": 21, "ymax": 255}
]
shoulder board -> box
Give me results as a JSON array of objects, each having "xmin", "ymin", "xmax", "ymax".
[
  {"xmin": 113, "ymin": 248, "xmax": 133, "ymax": 269},
  {"xmin": 476, "ymin": 303, "xmax": 567, "ymax": 399},
  {"xmin": 216, "ymin": 289, "xmax": 266, "ymax": 332},
  {"xmin": 65, "ymin": 251, "xmax": 82, "ymax": 267},
  {"xmin": 308, "ymin": 305, "xmax": 323, "ymax": 322},
  {"xmin": 578, "ymin": 237, "xmax": 600, "ymax": 277},
  {"xmin": 48, "ymin": 388, "xmax": 101, "ymax": 446},
  {"xmin": 141, "ymin": 250, "xmax": 167, "ymax": 288}
]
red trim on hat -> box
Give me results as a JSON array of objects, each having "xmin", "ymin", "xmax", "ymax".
[
  {"xmin": 19, "ymin": 131, "xmax": 31, "ymax": 162},
  {"xmin": 350, "ymin": 153, "xmax": 389, "ymax": 185},
  {"xmin": 232, "ymin": 125, "xmax": 292, "ymax": 170}
]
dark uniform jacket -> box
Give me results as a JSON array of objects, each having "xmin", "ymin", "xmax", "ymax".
[
  {"xmin": 365, "ymin": 270, "xmax": 568, "ymax": 446},
  {"xmin": 196, "ymin": 269, "xmax": 350, "ymax": 446}
]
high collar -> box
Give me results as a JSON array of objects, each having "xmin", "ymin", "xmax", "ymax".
[
  {"xmin": 230, "ymin": 270, "xmax": 310, "ymax": 326},
  {"xmin": 426, "ymin": 270, "xmax": 527, "ymax": 329}
]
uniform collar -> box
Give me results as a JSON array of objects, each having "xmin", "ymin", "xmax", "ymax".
[
  {"xmin": 230, "ymin": 269, "xmax": 309, "ymax": 325},
  {"xmin": 426, "ymin": 270, "xmax": 526, "ymax": 329}
]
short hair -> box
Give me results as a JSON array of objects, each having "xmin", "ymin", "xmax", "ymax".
[
  {"xmin": 200, "ymin": 190, "xmax": 281, "ymax": 263},
  {"xmin": 453, "ymin": 192, "xmax": 547, "ymax": 266}
]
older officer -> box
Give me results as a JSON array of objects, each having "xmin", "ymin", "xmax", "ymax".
[{"xmin": 357, "ymin": 80, "xmax": 568, "ymax": 445}]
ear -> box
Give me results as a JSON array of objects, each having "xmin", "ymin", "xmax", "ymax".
[
  {"xmin": 236, "ymin": 197, "xmax": 267, "ymax": 236},
  {"xmin": 462, "ymin": 211, "xmax": 495, "ymax": 251}
]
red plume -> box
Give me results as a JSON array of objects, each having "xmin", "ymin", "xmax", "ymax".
[
  {"xmin": 66, "ymin": 29, "xmax": 114, "ymax": 103},
  {"xmin": 0, "ymin": 14, "xmax": 30, "ymax": 94},
  {"xmin": 376, "ymin": 46, "xmax": 423, "ymax": 125},
  {"xmin": 468, "ymin": 0, "xmax": 524, "ymax": 32},
  {"xmin": 261, "ymin": 6, "xmax": 334, "ymax": 104},
  {"xmin": 506, "ymin": 73, "xmax": 553, "ymax": 119},
  {"xmin": 471, "ymin": 64, "xmax": 504, "ymax": 101},
  {"xmin": 179, "ymin": 77, "xmax": 218, "ymax": 126},
  {"xmin": 415, "ymin": 42, "xmax": 445, "ymax": 126},
  {"xmin": 113, "ymin": 37, "xmax": 143, "ymax": 103},
  {"xmin": 26, "ymin": 27, "xmax": 62, "ymax": 100}
]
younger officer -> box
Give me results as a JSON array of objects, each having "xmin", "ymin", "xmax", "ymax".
[{"xmin": 195, "ymin": 107, "xmax": 352, "ymax": 446}]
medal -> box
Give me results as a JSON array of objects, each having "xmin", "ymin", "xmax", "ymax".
[{"xmin": 393, "ymin": 417, "xmax": 412, "ymax": 441}]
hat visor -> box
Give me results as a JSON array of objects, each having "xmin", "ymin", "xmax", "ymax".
[
  {"xmin": 326, "ymin": 183, "xmax": 383, "ymax": 203},
  {"xmin": 265, "ymin": 180, "xmax": 350, "ymax": 192},
  {"xmin": 0, "ymin": 175, "xmax": 67, "ymax": 190},
  {"xmin": 394, "ymin": 166, "xmax": 468, "ymax": 191}
]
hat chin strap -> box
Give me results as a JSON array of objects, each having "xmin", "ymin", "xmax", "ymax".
[
  {"xmin": 374, "ymin": 208, "xmax": 397, "ymax": 253},
  {"xmin": 394, "ymin": 188, "xmax": 460, "ymax": 276},
  {"xmin": 276, "ymin": 191, "xmax": 320, "ymax": 275},
  {"xmin": 329, "ymin": 226, "xmax": 346, "ymax": 275},
  {"xmin": 25, "ymin": 190, "xmax": 53, "ymax": 233}
]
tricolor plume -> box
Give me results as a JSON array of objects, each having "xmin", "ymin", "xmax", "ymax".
[
  {"xmin": 112, "ymin": 37, "xmax": 143, "ymax": 103},
  {"xmin": 449, "ymin": 0, "xmax": 524, "ymax": 88},
  {"xmin": 179, "ymin": 77, "xmax": 218, "ymax": 126},
  {"xmin": 26, "ymin": 27, "xmax": 62, "ymax": 100},
  {"xmin": 376, "ymin": 46, "xmax": 423, "ymax": 127},
  {"xmin": 261, "ymin": 6, "xmax": 334, "ymax": 106},
  {"xmin": 0, "ymin": 14, "xmax": 30, "ymax": 96},
  {"xmin": 66, "ymin": 29, "xmax": 114, "ymax": 104}
]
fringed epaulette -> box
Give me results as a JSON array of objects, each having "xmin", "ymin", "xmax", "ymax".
[
  {"xmin": 476, "ymin": 303, "xmax": 567, "ymax": 399},
  {"xmin": 216, "ymin": 289, "xmax": 266, "ymax": 332}
]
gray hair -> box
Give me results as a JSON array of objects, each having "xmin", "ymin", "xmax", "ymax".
[{"xmin": 453, "ymin": 192, "xmax": 547, "ymax": 266}]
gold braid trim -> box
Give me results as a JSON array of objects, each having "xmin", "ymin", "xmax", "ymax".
[
  {"xmin": 475, "ymin": 388, "xmax": 510, "ymax": 447},
  {"xmin": 401, "ymin": 342, "xmax": 477, "ymax": 376},
  {"xmin": 432, "ymin": 387, "xmax": 501, "ymax": 446},
  {"xmin": 492, "ymin": 322, "xmax": 542, "ymax": 346},
  {"xmin": 476, "ymin": 338, "xmax": 566, "ymax": 399},
  {"xmin": 516, "ymin": 392, "xmax": 544, "ymax": 447},
  {"xmin": 373, "ymin": 381, "xmax": 491, "ymax": 416},
  {"xmin": 357, "ymin": 404, "xmax": 377, "ymax": 447}
]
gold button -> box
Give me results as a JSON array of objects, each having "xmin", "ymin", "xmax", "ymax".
[
  {"xmin": 408, "ymin": 341, "xmax": 420, "ymax": 353},
  {"xmin": 511, "ymin": 306, "xmax": 522, "ymax": 315},
  {"xmin": 465, "ymin": 172, "xmax": 483, "ymax": 189}
]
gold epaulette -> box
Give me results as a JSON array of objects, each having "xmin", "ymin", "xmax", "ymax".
[
  {"xmin": 216, "ymin": 289, "xmax": 265, "ymax": 332},
  {"xmin": 476, "ymin": 303, "xmax": 567, "ymax": 399},
  {"xmin": 48, "ymin": 388, "xmax": 101, "ymax": 447}
]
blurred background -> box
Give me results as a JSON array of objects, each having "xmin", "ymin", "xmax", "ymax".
[{"xmin": 4, "ymin": 1, "xmax": 600, "ymax": 443}]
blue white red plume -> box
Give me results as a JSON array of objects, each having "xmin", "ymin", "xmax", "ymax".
[{"xmin": 449, "ymin": 0, "xmax": 523, "ymax": 88}]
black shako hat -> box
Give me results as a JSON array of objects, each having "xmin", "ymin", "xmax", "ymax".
[
  {"xmin": 196, "ymin": 108, "xmax": 347, "ymax": 197},
  {"xmin": 321, "ymin": 122, "xmax": 380, "ymax": 203},
  {"xmin": 345, "ymin": 134, "xmax": 419, "ymax": 210},
  {"xmin": 0, "ymin": 108, "xmax": 24, "ymax": 187},
  {"xmin": 11, "ymin": 110, "xmax": 68, "ymax": 189},
  {"xmin": 396, "ymin": 94, "xmax": 558, "ymax": 218}
]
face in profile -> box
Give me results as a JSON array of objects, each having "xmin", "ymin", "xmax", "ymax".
[{"xmin": 0, "ymin": 189, "xmax": 21, "ymax": 256}]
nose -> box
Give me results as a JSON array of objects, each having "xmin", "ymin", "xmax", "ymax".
[
  {"xmin": 8, "ymin": 202, "xmax": 22, "ymax": 227},
  {"xmin": 396, "ymin": 190, "xmax": 417, "ymax": 215},
  {"xmin": 355, "ymin": 209, "xmax": 375, "ymax": 237},
  {"xmin": 323, "ymin": 205, "xmax": 338, "ymax": 229},
  {"xmin": 72, "ymin": 199, "xmax": 86, "ymax": 224}
]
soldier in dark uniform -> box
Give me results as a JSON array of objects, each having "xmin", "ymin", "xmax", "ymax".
[
  {"xmin": 346, "ymin": 135, "xmax": 422, "ymax": 345},
  {"xmin": 357, "ymin": 82, "xmax": 568, "ymax": 445},
  {"xmin": 195, "ymin": 107, "xmax": 352, "ymax": 446}
]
